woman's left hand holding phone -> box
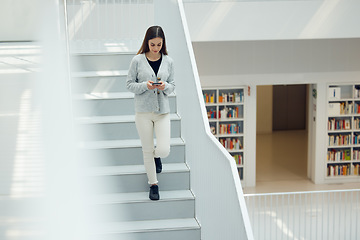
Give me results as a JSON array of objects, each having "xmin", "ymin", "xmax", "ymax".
[{"xmin": 147, "ymin": 81, "xmax": 156, "ymax": 90}]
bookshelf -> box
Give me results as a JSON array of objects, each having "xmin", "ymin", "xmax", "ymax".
[
  {"xmin": 326, "ymin": 84, "xmax": 360, "ymax": 179},
  {"xmin": 203, "ymin": 87, "xmax": 245, "ymax": 181}
]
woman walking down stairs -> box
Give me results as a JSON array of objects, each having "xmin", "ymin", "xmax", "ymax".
[{"xmin": 71, "ymin": 46, "xmax": 200, "ymax": 239}]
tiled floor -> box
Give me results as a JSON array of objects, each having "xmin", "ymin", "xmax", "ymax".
[{"xmin": 243, "ymin": 130, "xmax": 360, "ymax": 194}]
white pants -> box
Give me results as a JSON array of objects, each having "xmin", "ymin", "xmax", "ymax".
[{"xmin": 135, "ymin": 112, "xmax": 170, "ymax": 185}]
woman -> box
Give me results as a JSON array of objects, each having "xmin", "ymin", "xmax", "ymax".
[{"xmin": 126, "ymin": 26, "xmax": 175, "ymax": 200}]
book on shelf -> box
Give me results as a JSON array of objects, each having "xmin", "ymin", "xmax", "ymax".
[
  {"xmin": 353, "ymin": 149, "xmax": 360, "ymax": 160},
  {"xmin": 219, "ymin": 138, "xmax": 243, "ymax": 150},
  {"xmin": 204, "ymin": 93, "xmax": 216, "ymax": 103},
  {"xmin": 354, "ymin": 118, "xmax": 360, "ymax": 130},
  {"xmin": 210, "ymin": 126, "xmax": 216, "ymax": 135},
  {"xmin": 354, "ymin": 86, "xmax": 360, "ymax": 99},
  {"xmin": 328, "ymin": 118, "xmax": 351, "ymax": 131},
  {"xmin": 207, "ymin": 109, "xmax": 217, "ymax": 119},
  {"xmin": 219, "ymin": 92, "xmax": 244, "ymax": 103},
  {"xmin": 233, "ymin": 154, "xmax": 243, "ymax": 165},
  {"xmin": 353, "ymin": 134, "xmax": 360, "ymax": 145},
  {"xmin": 355, "ymin": 103, "xmax": 360, "ymax": 114},
  {"xmin": 328, "ymin": 134, "xmax": 351, "ymax": 146},
  {"xmin": 327, "ymin": 164, "xmax": 352, "ymax": 176},
  {"xmin": 327, "ymin": 149, "xmax": 351, "ymax": 161},
  {"xmin": 354, "ymin": 164, "xmax": 360, "ymax": 175},
  {"xmin": 329, "ymin": 87, "xmax": 341, "ymax": 100},
  {"xmin": 219, "ymin": 123, "xmax": 243, "ymax": 135},
  {"xmin": 219, "ymin": 107, "xmax": 240, "ymax": 119}
]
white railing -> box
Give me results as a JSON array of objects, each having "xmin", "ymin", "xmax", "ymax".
[
  {"xmin": 245, "ymin": 189, "xmax": 360, "ymax": 240},
  {"xmin": 65, "ymin": 0, "xmax": 154, "ymax": 52},
  {"xmin": 155, "ymin": 0, "xmax": 253, "ymax": 239}
]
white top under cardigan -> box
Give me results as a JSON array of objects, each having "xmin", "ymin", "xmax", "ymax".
[{"xmin": 126, "ymin": 53, "xmax": 175, "ymax": 114}]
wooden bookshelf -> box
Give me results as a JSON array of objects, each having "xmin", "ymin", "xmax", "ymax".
[
  {"xmin": 326, "ymin": 84, "xmax": 360, "ymax": 179},
  {"xmin": 203, "ymin": 87, "xmax": 245, "ymax": 181}
]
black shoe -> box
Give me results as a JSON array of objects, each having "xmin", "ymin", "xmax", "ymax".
[
  {"xmin": 149, "ymin": 185, "xmax": 160, "ymax": 200},
  {"xmin": 154, "ymin": 157, "xmax": 162, "ymax": 173}
]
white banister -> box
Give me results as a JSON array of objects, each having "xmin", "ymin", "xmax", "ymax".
[
  {"xmin": 245, "ymin": 189, "xmax": 360, "ymax": 240},
  {"xmin": 154, "ymin": 0, "xmax": 254, "ymax": 239}
]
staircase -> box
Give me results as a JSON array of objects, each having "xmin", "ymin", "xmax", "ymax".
[{"xmin": 71, "ymin": 50, "xmax": 201, "ymax": 239}]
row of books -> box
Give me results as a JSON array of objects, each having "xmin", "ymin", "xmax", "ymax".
[
  {"xmin": 327, "ymin": 149, "xmax": 351, "ymax": 161},
  {"xmin": 219, "ymin": 92, "xmax": 244, "ymax": 103},
  {"xmin": 207, "ymin": 109, "xmax": 217, "ymax": 119},
  {"xmin": 219, "ymin": 138, "xmax": 243, "ymax": 151},
  {"xmin": 220, "ymin": 107, "xmax": 241, "ymax": 119},
  {"xmin": 354, "ymin": 118, "xmax": 360, "ymax": 129},
  {"xmin": 328, "ymin": 102, "xmax": 354, "ymax": 115},
  {"xmin": 328, "ymin": 134, "xmax": 351, "ymax": 146},
  {"xmin": 353, "ymin": 134, "xmax": 360, "ymax": 145},
  {"xmin": 204, "ymin": 93, "xmax": 216, "ymax": 103},
  {"xmin": 328, "ymin": 118, "xmax": 351, "ymax": 131},
  {"xmin": 219, "ymin": 123, "xmax": 243, "ymax": 135},
  {"xmin": 340, "ymin": 102, "xmax": 354, "ymax": 115},
  {"xmin": 352, "ymin": 149, "xmax": 360, "ymax": 160},
  {"xmin": 233, "ymin": 154, "xmax": 243, "ymax": 165},
  {"xmin": 207, "ymin": 107, "xmax": 242, "ymax": 119},
  {"xmin": 327, "ymin": 163, "xmax": 360, "ymax": 177},
  {"xmin": 354, "ymin": 87, "xmax": 360, "ymax": 99},
  {"xmin": 203, "ymin": 92, "xmax": 244, "ymax": 104},
  {"xmin": 328, "ymin": 149, "xmax": 360, "ymax": 161},
  {"xmin": 354, "ymin": 103, "xmax": 360, "ymax": 114}
]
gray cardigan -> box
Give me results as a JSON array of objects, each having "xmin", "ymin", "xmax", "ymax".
[{"xmin": 126, "ymin": 53, "xmax": 175, "ymax": 114}]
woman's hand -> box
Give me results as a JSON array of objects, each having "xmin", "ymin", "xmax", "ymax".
[
  {"xmin": 155, "ymin": 81, "xmax": 166, "ymax": 91},
  {"xmin": 147, "ymin": 81, "xmax": 156, "ymax": 90}
]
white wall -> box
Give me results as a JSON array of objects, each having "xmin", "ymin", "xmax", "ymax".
[
  {"xmin": 256, "ymin": 86, "xmax": 273, "ymax": 134},
  {"xmin": 0, "ymin": 0, "xmax": 42, "ymax": 41},
  {"xmin": 184, "ymin": 0, "xmax": 360, "ymax": 42}
]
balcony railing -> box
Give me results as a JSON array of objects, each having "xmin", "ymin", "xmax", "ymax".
[{"xmin": 244, "ymin": 189, "xmax": 360, "ymax": 240}]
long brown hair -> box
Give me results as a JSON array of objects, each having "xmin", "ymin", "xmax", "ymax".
[{"xmin": 137, "ymin": 26, "xmax": 168, "ymax": 55}]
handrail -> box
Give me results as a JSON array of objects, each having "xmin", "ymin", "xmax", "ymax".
[
  {"xmin": 61, "ymin": 0, "xmax": 75, "ymax": 129},
  {"xmin": 155, "ymin": 0, "xmax": 254, "ymax": 239},
  {"xmin": 244, "ymin": 188, "xmax": 360, "ymax": 197},
  {"xmin": 177, "ymin": 0, "xmax": 254, "ymax": 238}
]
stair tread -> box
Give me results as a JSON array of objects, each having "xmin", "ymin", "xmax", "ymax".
[
  {"xmin": 95, "ymin": 218, "xmax": 199, "ymax": 234},
  {"xmin": 77, "ymin": 113, "xmax": 180, "ymax": 124},
  {"xmin": 80, "ymin": 137, "xmax": 184, "ymax": 149},
  {"xmin": 87, "ymin": 163, "xmax": 189, "ymax": 176},
  {"xmin": 74, "ymin": 91, "xmax": 176, "ymax": 100},
  {"xmin": 74, "ymin": 92, "xmax": 134, "ymax": 100},
  {"xmin": 91, "ymin": 190, "xmax": 194, "ymax": 204},
  {"xmin": 73, "ymin": 70, "xmax": 128, "ymax": 78}
]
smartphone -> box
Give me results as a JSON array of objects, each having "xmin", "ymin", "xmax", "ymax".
[{"xmin": 152, "ymin": 82, "xmax": 161, "ymax": 86}]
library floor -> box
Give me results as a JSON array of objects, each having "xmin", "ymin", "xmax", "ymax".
[{"xmin": 243, "ymin": 130, "xmax": 360, "ymax": 194}]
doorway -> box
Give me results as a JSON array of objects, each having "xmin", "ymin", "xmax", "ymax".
[{"xmin": 256, "ymin": 84, "xmax": 309, "ymax": 189}]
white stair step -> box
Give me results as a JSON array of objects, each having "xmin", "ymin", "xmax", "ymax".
[
  {"xmin": 95, "ymin": 218, "xmax": 199, "ymax": 234},
  {"xmin": 80, "ymin": 137, "xmax": 184, "ymax": 149},
  {"xmin": 91, "ymin": 190, "xmax": 194, "ymax": 204},
  {"xmin": 77, "ymin": 113, "xmax": 181, "ymax": 124},
  {"xmin": 73, "ymin": 70, "xmax": 128, "ymax": 78},
  {"xmin": 74, "ymin": 91, "xmax": 176, "ymax": 100},
  {"xmin": 87, "ymin": 163, "xmax": 189, "ymax": 176},
  {"xmin": 74, "ymin": 92, "xmax": 134, "ymax": 100}
]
